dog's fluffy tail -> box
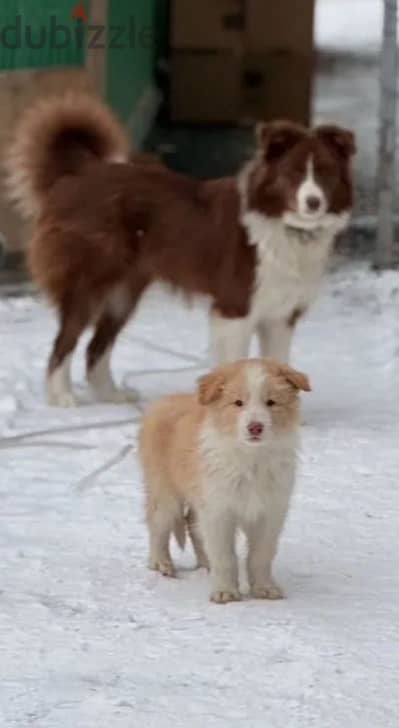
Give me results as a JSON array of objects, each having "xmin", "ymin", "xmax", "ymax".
[{"xmin": 5, "ymin": 93, "xmax": 130, "ymax": 219}]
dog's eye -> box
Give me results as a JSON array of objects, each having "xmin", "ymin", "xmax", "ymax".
[
  {"xmin": 234, "ymin": 400, "xmax": 244, "ymax": 407},
  {"xmin": 266, "ymin": 399, "xmax": 276, "ymax": 407}
]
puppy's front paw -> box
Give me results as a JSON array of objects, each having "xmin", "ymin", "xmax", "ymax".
[
  {"xmin": 195, "ymin": 554, "xmax": 210, "ymax": 571},
  {"xmin": 149, "ymin": 558, "xmax": 177, "ymax": 578},
  {"xmin": 211, "ymin": 589, "xmax": 241, "ymax": 605},
  {"xmin": 252, "ymin": 582, "xmax": 285, "ymax": 601}
]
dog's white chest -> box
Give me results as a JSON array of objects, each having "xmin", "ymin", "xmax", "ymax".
[
  {"xmin": 243, "ymin": 212, "xmax": 333, "ymax": 321},
  {"xmin": 233, "ymin": 452, "xmax": 295, "ymax": 524},
  {"xmin": 233, "ymin": 461, "xmax": 277, "ymax": 523},
  {"xmin": 201, "ymin": 434, "xmax": 296, "ymax": 525}
]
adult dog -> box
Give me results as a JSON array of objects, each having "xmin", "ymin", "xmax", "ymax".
[{"xmin": 6, "ymin": 94, "xmax": 355, "ymax": 406}]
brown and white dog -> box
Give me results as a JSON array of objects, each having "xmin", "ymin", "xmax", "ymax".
[
  {"xmin": 5, "ymin": 94, "xmax": 355, "ymax": 406},
  {"xmin": 139, "ymin": 358, "xmax": 311, "ymax": 603}
]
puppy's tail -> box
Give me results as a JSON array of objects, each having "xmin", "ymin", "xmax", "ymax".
[{"xmin": 5, "ymin": 93, "xmax": 130, "ymax": 220}]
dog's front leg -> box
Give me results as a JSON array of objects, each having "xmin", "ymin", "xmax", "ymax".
[
  {"xmin": 245, "ymin": 508, "xmax": 289, "ymax": 600},
  {"xmin": 257, "ymin": 319, "xmax": 293, "ymax": 364},
  {"xmin": 209, "ymin": 311, "xmax": 252, "ymax": 365},
  {"xmin": 199, "ymin": 509, "xmax": 240, "ymax": 604}
]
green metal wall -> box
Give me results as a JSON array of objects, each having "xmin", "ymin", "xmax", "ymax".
[
  {"xmin": 0, "ymin": 1, "xmax": 87, "ymax": 71},
  {"xmin": 0, "ymin": 0, "xmax": 165, "ymax": 143},
  {"xmin": 106, "ymin": 0, "xmax": 159, "ymax": 125}
]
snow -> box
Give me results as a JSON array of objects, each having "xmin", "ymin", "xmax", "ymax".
[
  {"xmin": 314, "ymin": 0, "xmax": 384, "ymax": 217},
  {"xmin": 1, "ymin": 262, "xmax": 399, "ymax": 727},
  {"xmin": 315, "ymin": 0, "xmax": 383, "ymax": 53}
]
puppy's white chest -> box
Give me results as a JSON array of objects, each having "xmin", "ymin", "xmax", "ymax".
[
  {"xmin": 201, "ymin": 439, "xmax": 296, "ymax": 525},
  {"xmin": 233, "ymin": 455, "xmax": 295, "ymax": 524},
  {"xmin": 232, "ymin": 463, "xmax": 275, "ymax": 523}
]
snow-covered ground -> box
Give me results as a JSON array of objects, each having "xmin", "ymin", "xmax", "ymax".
[
  {"xmin": 316, "ymin": 0, "xmax": 383, "ymax": 53},
  {"xmin": 1, "ymin": 263, "xmax": 399, "ymax": 727}
]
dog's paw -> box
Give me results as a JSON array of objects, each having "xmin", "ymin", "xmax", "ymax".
[
  {"xmin": 251, "ymin": 582, "xmax": 285, "ymax": 601},
  {"xmin": 195, "ymin": 555, "xmax": 210, "ymax": 571},
  {"xmin": 149, "ymin": 558, "xmax": 177, "ymax": 578},
  {"xmin": 48, "ymin": 391, "xmax": 79, "ymax": 408},
  {"xmin": 114, "ymin": 388, "xmax": 139, "ymax": 404},
  {"xmin": 210, "ymin": 589, "xmax": 241, "ymax": 605},
  {"xmin": 99, "ymin": 388, "xmax": 139, "ymax": 405}
]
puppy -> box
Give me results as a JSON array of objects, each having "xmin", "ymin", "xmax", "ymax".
[
  {"xmin": 5, "ymin": 93, "xmax": 354, "ymax": 407},
  {"xmin": 139, "ymin": 358, "xmax": 311, "ymax": 604}
]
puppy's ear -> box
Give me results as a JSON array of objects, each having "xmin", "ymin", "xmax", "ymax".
[
  {"xmin": 198, "ymin": 370, "xmax": 225, "ymax": 405},
  {"xmin": 316, "ymin": 125, "xmax": 356, "ymax": 159},
  {"xmin": 280, "ymin": 365, "xmax": 312, "ymax": 393},
  {"xmin": 256, "ymin": 120, "xmax": 306, "ymax": 162}
]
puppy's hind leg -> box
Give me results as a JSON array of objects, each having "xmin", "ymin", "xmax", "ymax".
[
  {"xmin": 186, "ymin": 508, "xmax": 209, "ymax": 570},
  {"xmin": 146, "ymin": 491, "xmax": 182, "ymax": 578}
]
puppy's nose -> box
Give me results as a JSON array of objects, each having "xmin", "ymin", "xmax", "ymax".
[
  {"xmin": 306, "ymin": 195, "xmax": 321, "ymax": 212},
  {"xmin": 248, "ymin": 422, "xmax": 264, "ymax": 437}
]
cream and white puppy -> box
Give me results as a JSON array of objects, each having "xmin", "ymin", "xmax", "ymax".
[{"xmin": 139, "ymin": 358, "xmax": 311, "ymax": 604}]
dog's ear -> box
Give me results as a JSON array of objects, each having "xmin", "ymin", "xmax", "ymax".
[
  {"xmin": 256, "ymin": 120, "xmax": 306, "ymax": 162},
  {"xmin": 280, "ymin": 365, "xmax": 312, "ymax": 393},
  {"xmin": 316, "ymin": 125, "xmax": 356, "ymax": 159},
  {"xmin": 198, "ymin": 370, "xmax": 225, "ymax": 405}
]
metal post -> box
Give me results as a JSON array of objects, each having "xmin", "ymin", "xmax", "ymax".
[{"xmin": 375, "ymin": 0, "xmax": 398, "ymax": 269}]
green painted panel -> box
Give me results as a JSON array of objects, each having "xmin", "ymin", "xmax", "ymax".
[
  {"xmin": 0, "ymin": 0, "xmax": 87, "ymax": 71},
  {"xmin": 107, "ymin": 0, "xmax": 158, "ymax": 125}
]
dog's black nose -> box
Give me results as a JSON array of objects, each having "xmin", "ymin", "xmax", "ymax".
[{"xmin": 306, "ymin": 195, "xmax": 321, "ymax": 212}]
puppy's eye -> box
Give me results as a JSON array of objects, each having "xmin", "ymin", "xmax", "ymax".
[
  {"xmin": 234, "ymin": 400, "xmax": 244, "ymax": 407},
  {"xmin": 266, "ymin": 399, "xmax": 276, "ymax": 407}
]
